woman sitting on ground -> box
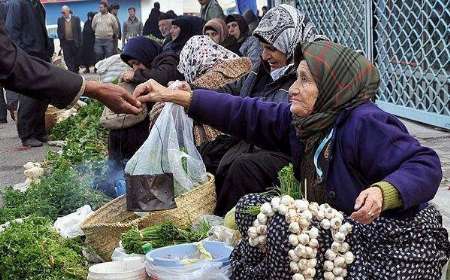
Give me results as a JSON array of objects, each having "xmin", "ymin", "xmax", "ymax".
[
  {"xmin": 197, "ymin": 4, "xmax": 327, "ymax": 216},
  {"xmin": 225, "ymin": 14, "xmax": 262, "ymax": 66},
  {"xmin": 149, "ymin": 35, "xmax": 252, "ymax": 146},
  {"xmin": 203, "ymin": 18, "xmax": 240, "ymax": 55},
  {"xmin": 121, "ymin": 36, "xmax": 183, "ymax": 86},
  {"xmin": 134, "ymin": 40, "xmax": 450, "ymax": 279}
]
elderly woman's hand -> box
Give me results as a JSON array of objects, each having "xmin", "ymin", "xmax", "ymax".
[
  {"xmin": 350, "ymin": 187, "xmax": 383, "ymax": 224},
  {"xmin": 133, "ymin": 79, "xmax": 193, "ymax": 108}
]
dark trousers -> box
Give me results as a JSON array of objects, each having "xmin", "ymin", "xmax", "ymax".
[
  {"xmin": 61, "ymin": 40, "xmax": 80, "ymax": 73},
  {"xmin": 0, "ymin": 88, "xmax": 6, "ymax": 121},
  {"xmin": 208, "ymin": 140, "xmax": 291, "ymax": 216},
  {"xmin": 17, "ymin": 94, "xmax": 48, "ymax": 142},
  {"xmin": 94, "ymin": 38, "xmax": 114, "ymax": 62}
]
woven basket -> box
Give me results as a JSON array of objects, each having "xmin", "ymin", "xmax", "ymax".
[
  {"xmin": 81, "ymin": 173, "xmax": 216, "ymax": 261},
  {"xmin": 45, "ymin": 106, "xmax": 60, "ymax": 132}
]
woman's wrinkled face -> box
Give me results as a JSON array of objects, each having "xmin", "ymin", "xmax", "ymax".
[
  {"xmin": 205, "ymin": 29, "xmax": 220, "ymax": 44},
  {"xmin": 170, "ymin": 25, "xmax": 181, "ymax": 40},
  {"xmin": 227, "ymin": 21, "xmax": 240, "ymax": 39},
  {"xmin": 128, "ymin": 59, "xmax": 146, "ymax": 71},
  {"xmin": 261, "ymin": 43, "xmax": 288, "ymax": 71},
  {"xmin": 288, "ymin": 60, "xmax": 319, "ymax": 117}
]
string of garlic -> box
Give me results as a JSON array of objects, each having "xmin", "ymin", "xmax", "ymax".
[{"xmin": 247, "ymin": 195, "xmax": 354, "ymax": 280}]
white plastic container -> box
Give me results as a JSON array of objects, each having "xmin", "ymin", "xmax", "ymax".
[{"xmin": 88, "ymin": 261, "xmax": 147, "ymax": 280}]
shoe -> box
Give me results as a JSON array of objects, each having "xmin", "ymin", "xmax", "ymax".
[
  {"xmin": 22, "ymin": 138, "xmax": 43, "ymax": 147},
  {"xmin": 37, "ymin": 135, "xmax": 49, "ymax": 143},
  {"xmin": 0, "ymin": 119, "xmax": 6, "ymax": 123}
]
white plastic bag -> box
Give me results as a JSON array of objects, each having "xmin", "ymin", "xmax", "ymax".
[
  {"xmin": 125, "ymin": 103, "xmax": 207, "ymax": 195},
  {"xmin": 53, "ymin": 205, "xmax": 93, "ymax": 238},
  {"xmin": 111, "ymin": 246, "xmax": 145, "ymax": 263},
  {"xmin": 145, "ymin": 261, "xmax": 230, "ymax": 280},
  {"xmin": 95, "ymin": 54, "xmax": 131, "ymax": 83}
]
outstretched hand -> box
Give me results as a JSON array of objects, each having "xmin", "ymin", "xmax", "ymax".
[
  {"xmin": 84, "ymin": 81, "xmax": 142, "ymax": 114},
  {"xmin": 133, "ymin": 79, "xmax": 169, "ymax": 103}
]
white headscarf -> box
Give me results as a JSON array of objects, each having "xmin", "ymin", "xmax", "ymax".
[
  {"xmin": 178, "ymin": 35, "xmax": 239, "ymax": 83},
  {"xmin": 253, "ymin": 4, "xmax": 327, "ymax": 60}
]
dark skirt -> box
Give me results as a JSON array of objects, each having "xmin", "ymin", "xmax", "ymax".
[{"xmin": 231, "ymin": 193, "xmax": 450, "ymax": 280}]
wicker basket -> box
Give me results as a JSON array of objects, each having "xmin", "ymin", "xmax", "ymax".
[{"xmin": 81, "ymin": 173, "xmax": 216, "ymax": 261}]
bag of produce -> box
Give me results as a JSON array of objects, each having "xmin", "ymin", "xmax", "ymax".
[{"xmin": 125, "ymin": 103, "xmax": 208, "ymax": 212}]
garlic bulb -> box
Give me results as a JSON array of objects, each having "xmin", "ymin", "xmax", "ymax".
[
  {"xmin": 257, "ymin": 225, "xmax": 267, "ymax": 235},
  {"xmin": 261, "ymin": 202, "xmax": 274, "ymax": 217},
  {"xmin": 248, "ymin": 227, "xmax": 257, "ymax": 238},
  {"xmin": 292, "ymin": 273, "xmax": 305, "ymax": 280},
  {"xmin": 257, "ymin": 213, "xmax": 267, "ymax": 224},
  {"xmin": 323, "ymin": 260, "xmax": 334, "ymax": 271},
  {"xmin": 297, "ymin": 233, "xmax": 310, "ymax": 245},
  {"xmin": 271, "ymin": 197, "xmax": 281, "ymax": 210},
  {"xmin": 289, "ymin": 234, "xmax": 299, "ymax": 246},
  {"xmin": 320, "ymin": 219, "xmax": 331, "ymax": 230},
  {"xmin": 289, "ymin": 222, "xmax": 300, "ymax": 234},
  {"xmin": 290, "ymin": 261, "xmax": 300, "ymax": 273}
]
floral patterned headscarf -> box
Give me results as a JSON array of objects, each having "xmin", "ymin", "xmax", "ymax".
[{"xmin": 178, "ymin": 35, "xmax": 239, "ymax": 83}]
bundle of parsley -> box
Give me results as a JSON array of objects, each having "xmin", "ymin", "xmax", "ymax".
[{"xmin": 0, "ymin": 217, "xmax": 87, "ymax": 280}]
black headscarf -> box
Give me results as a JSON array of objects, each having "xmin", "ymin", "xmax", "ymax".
[
  {"xmin": 121, "ymin": 37, "xmax": 162, "ymax": 69},
  {"xmin": 167, "ymin": 16, "xmax": 203, "ymax": 54}
]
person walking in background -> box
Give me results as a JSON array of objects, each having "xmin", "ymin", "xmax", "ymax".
[
  {"xmin": 57, "ymin": 5, "xmax": 82, "ymax": 73},
  {"xmin": 109, "ymin": 3, "xmax": 121, "ymax": 53},
  {"xmin": 143, "ymin": 2, "xmax": 162, "ymax": 38},
  {"xmin": 199, "ymin": 0, "xmax": 225, "ymax": 23},
  {"xmin": 5, "ymin": 0, "xmax": 53, "ymax": 147},
  {"xmin": 122, "ymin": 7, "xmax": 142, "ymax": 46},
  {"xmin": 80, "ymin": 12, "xmax": 96, "ymax": 73},
  {"xmin": 158, "ymin": 12, "xmax": 176, "ymax": 47},
  {"xmin": 92, "ymin": 1, "xmax": 118, "ymax": 61}
]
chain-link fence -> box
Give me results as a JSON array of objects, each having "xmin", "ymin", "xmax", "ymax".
[{"xmin": 297, "ymin": 0, "xmax": 450, "ymax": 129}]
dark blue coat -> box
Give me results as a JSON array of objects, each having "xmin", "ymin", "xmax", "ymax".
[
  {"xmin": 5, "ymin": 0, "xmax": 51, "ymax": 60},
  {"xmin": 188, "ymin": 89, "xmax": 442, "ymax": 218}
]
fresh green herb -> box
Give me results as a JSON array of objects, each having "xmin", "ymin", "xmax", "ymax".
[
  {"xmin": 278, "ymin": 164, "xmax": 302, "ymax": 199},
  {"xmin": 0, "ymin": 163, "xmax": 109, "ymax": 224},
  {"xmin": 50, "ymin": 101, "xmax": 107, "ymax": 164},
  {"xmin": 122, "ymin": 220, "xmax": 211, "ymax": 255},
  {"xmin": 0, "ymin": 217, "xmax": 87, "ymax": 280}
]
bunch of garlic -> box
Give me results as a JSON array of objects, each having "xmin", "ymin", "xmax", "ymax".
[{"xmin": 247, "ymin": 195, "xmax": 354, "ymax": 280}]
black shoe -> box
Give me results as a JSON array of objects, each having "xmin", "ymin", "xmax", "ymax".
[
  {"xmin": 22, "ymin": 138, "xmax": 43, "ymax": 147},
  {"xmin": 0, "ymin": 119, "xmax": 6, "ymax": 124}
]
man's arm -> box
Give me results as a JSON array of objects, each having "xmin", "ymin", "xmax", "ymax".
[{"xmin": 0, "ymin": 22, "xmax": 141, "ymax": 114}]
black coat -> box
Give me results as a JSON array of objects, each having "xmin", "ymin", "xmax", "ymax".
[
  {"xmin": 132, "ymin": 51, "xmax": 184, "ymax": 86},
  {"xmin": 0, "ymin": 22, "xmax": 83, "ymax": 108},
  {"xmin": 143, "ymin": 8, "xmax": 162, "ymax": 38},
  {"xmin": 4, "ymin": 0, "xmax": 51, "ymax": 60},
  {"xmin": 57, "ymin": 16, "xmax": 82, "ymax": 48},
  {"xmin": 81, "ymin": 18, "xmax": 96, "ymax": 67}
]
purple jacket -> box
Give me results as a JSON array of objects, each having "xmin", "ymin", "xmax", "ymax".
[{"xmin": 189, "ymin": 90, "xmax": 442, "ymax": 218}]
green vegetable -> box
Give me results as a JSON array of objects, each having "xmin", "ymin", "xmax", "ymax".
[
  {"xmin": 122, "ymin": 220, "xmax": 211, "ymax": 255},
  {"xmin": 50, "ymin": 101, "xmax": 107, "ymax": 165},
  {"xmin": 0, "ymin": 217, "xmax": 87, "ymax": 280},
  {"xmin": 0, "ymin": 162, "xmax": 109, "ymax": 224},
  {"xmin": 278, "ymin": 164, "xmax": 302, "ymax": 199}
]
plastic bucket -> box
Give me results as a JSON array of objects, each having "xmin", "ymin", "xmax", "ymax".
[
  {"xmin": 145, "ymin": 241, "xmax": 233, "ymax": 268},
  {"xmin": 88, "ymin": 260, "xmax": 147, "ymax": 280}
]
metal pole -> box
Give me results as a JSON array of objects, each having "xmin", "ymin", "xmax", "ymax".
[{"xmin": 365, "ymin": 0, "xmax": 374, "ymax": 62}]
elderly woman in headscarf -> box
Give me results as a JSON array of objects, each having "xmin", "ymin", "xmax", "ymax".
[
  {"xmin": 149, "ymin": 35, "xmax": 252, "ymax": 146},
  {"xmin": 164, "ymin": 15, "xmax": 203, "ymax": 54},
  {"xmin": 225, "ymin": 14, "xmax": 262, "ymax": 66},
  {"xmin": 195, "ymin": 4, "xmax": 327, "ymax": 216},
  {"xmin": 203, "ymin": 18, "xmax": 241, "ymax": 55},
  {"xmin": 133, "ymin": 40, "xmax": 450, "ymax": 280},
  {"xmin": 120, "ymin": 36, "xmax": 183, "ymax": 86}
]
